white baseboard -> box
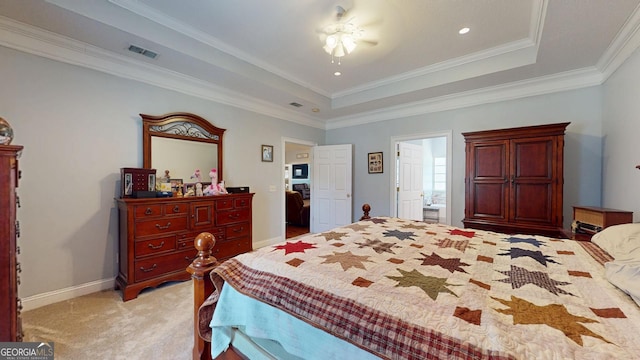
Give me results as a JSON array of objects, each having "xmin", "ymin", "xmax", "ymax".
[
  {"xmin": 22, "ymin": 278, "xmax": 115, "ymax": 311},
  {"xmin": 253, "ymin": 236, "xmax": 283, "ymax": 250},
  {"xmin": 22, "ymin": 238, "xmax": 285, "ymax": 311}
]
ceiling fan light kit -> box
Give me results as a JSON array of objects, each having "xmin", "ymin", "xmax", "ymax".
[{"xmin": 322, "ymin": 6, "xmax": 362, "ymax": 65}]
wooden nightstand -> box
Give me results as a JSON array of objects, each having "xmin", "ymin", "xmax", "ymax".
[{"xmin": 563, "ymin": 206, "xmax": 633, "ymax": 241}]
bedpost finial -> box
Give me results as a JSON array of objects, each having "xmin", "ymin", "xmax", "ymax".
[
  {"xmin": 360, "ymin": 203, "xmax": 371, "ymax": 220},
  {"xmin": 192, "ymin": 232, "xmax": 217, "ymax": 268}
]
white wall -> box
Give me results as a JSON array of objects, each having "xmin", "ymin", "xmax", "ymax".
[
  {"xmin": 602, "ymin": 47, "xmax": 640, "ymax": 220},
  {"xmin": 326, "ymin": 87, "xmax": 604, "ymax": 228},
  {"xmin": 0, "ymin": 46, "xmax": 324, "ymax": 300}
]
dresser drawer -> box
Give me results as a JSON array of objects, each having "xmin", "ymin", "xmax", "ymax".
[
  {"xmin": 212, "ymin": 237, "xmax": 251, "ymax": 260},
  {"xmin": 134, "ymin": 249, "xmax": 197, "ymax": 282},
  {"xmin": 134, "ymin": 204, "xmax": 163, "ymax": 218},
  {"xmin": 216, "ymin": 209, "xmax": 250, "ymax": 225},
  {"xmin": 215, "ymin": 198, "xmax": 234, "ymax": 210},
  {"xmin": 164, "ymin": 203, "xmax": 189, "ymax": 215},
  {"xmin": 176, "ymin": 228, "xmax": 226, "ymax": 250},
  {"xmin": 135, "ymin": 216, "xmax": 188, "ymax": 237},
  {"xmin": 225, "ymin": 222, "xmax": 250, "ymax": 240},
  {"xmin": 234, "ymin": 197, "xmax": 251, "ymax": 208},
  {"xmin": 135, "ymin": 235, "xmax": 176, "ymax": 258}
]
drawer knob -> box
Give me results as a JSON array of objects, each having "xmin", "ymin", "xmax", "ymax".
[
  {"xmin": 145, "ymin": 208, "xmax": 153, "ymax": 215},
  {"xmin": 140, "ymin": 264, "xmax": 157, "ymax": 273},
  {"xmin": 228, "ymin": 213, "xmax": 240, "ymax": 219},
  {"xmin": 147, "ymin": 241, "xmax": 165, "ymax": 250},
  {"xmin": 172, "ymin": 205, "xmax": 180, "ymax": 213},
  {"xmin": 155, "ymin": 222, "xmax": 171, "ymax": 230}
]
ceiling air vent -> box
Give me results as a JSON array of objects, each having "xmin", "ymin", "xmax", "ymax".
[
  {"xmin": 289, "ymin": 102, "xmax": 303, "ymax": 108},
  {"xmin": 127, "ymin": 44, "xmax": 158, "ymax": 59}
]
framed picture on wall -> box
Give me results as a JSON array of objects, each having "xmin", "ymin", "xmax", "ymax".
[
  {"xmin": 262, "ymin": 144, "xmax": 273, "ymax": 162},
  {"xmin": 368, "ymin": 152, "xmax": 383, "ymax": 174}
]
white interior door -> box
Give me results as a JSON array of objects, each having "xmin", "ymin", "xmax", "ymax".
[
  {"xmin": 311, "ymin": 144, "xmax": 353, "ymax": 233},
  {"xmin": 397, "ymin": 142, "xmax": 423, "ymax": 220}
]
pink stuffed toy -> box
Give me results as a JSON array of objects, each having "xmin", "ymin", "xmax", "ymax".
[
  {"xmin": 190, "ymin": 169, "xmax": 202, "ymax": 183},
  {"xmin": 203, "ymin": 168, "xmax": 227, "ymax": 195}
]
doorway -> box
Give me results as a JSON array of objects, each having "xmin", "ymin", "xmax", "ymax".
[
  {"xmin": 283, "ymin": 139, "xmax": 313, "ymax": 239},
  {"xmin": 391, "ymin": 131, "xmax": 452, "ymax": 225}
]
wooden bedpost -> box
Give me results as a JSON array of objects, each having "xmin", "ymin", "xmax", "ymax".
[
  {"xmin": 187, "ymin": 232, "xmax": 218, "ymax": 360},
  {"xmin": 360, "ymin": 203, "xmax": 371, "ymax": 220}
]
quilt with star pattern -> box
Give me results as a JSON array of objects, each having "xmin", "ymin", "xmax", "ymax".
[{"xmin": 205, "ymin": 217, "xmax": 640, "ymax": 359}]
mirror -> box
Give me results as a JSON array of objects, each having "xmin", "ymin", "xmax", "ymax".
[{"xmin": 142, "ymin": 112, "xmax": 225, "ymax": 186}]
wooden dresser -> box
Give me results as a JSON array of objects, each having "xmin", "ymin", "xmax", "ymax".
[
  {"xmin": 116, "ymin": 193, "xmax": 253, "ymax": 301},
  {"xmin": 0, "ymin": 145, "xmax": 23, "ymax": 341},
  {"xmin": 463, "ymin": 122, "xmax": 569, "ymax": 237}
]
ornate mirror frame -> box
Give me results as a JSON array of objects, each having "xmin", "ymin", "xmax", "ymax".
[{"xmin": 141, "ymin": 112, "xmax": 226, "ymax": 181}]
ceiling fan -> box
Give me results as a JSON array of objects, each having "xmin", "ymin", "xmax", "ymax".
[{"xmin": 318, "ymin": 5, "xmax": 379, "ymax": 64}]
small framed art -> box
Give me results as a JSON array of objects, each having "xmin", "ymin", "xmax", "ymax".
[
  {"xmin": 262, "ymin": 145, "xmax": 273, "ymax": 162},
  {"xmin": 170, "ymin": 179, "xmax": 183, "ymax": 192},
  {"xmin": 368, "ymin": 152, "xmax": 383, "ymax": 174}
]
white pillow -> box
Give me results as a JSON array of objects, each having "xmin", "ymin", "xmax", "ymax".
[
  {"xmin": 605, "ymin": 259, "xmax": 640, "ymax": 307},
  {"xmin": 591, "ymin": 223, "xmax": 640, "ymax": 260}
]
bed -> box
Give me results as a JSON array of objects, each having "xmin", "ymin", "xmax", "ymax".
[{"xmin": 187, "ymin": 205, "xmax": 640, "ymax": 359}]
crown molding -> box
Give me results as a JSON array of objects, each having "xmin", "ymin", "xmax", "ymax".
[
  {"xmin": 330, "ymin": 0, "xmax": 547, "ymax": 108},
  {"xmin": 0, "ymin": 15, "xmax": 325, "ymax": 130},
  {"xmin": 2, "ymin": 8, "xmax": 638, "ymax": 132},
  {"xmin": 107, "ymin": 0, "xmax": 332, "ymax": 98},
  {"xmin": 325, "ymin": 67, "xmax": 603, "ymax": 130},
  {"xmin": 597, "ymin": 1, "xmax": 640, "ymax": 80},
  {"xmin": 110, "ymin": 0, "xmax": 546, "ymax": 108}
]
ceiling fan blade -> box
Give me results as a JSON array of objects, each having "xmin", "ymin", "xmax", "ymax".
[{"xmin": 359, "ymin": 39, "xmax": 378, "ymax": 47}]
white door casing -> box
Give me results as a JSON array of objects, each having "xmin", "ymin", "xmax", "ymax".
[{"xmin": 311, "ymin": 144, "xmax": 353, "ymax": 233}]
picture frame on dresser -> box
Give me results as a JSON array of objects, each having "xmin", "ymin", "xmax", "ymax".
[
  {"xmin": 123, "ymin": 173, "xmax": 133, "ymax": 196},
  {"xmin": 169, "ymin": 179, "xmax": 183, "ymax": 192}
]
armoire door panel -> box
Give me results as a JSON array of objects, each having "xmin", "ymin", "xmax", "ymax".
[
  {"xmin": 473, "ymin": 183, "xmax": 508, "ymax": 219},
  {"xmin": 512, "ymin": 137, "xmax": 554, "ymax": 179},
  {"xmin": 511, "ymin": 183, "xmax": 552, "ymax": 223},
  {"xmin": 473, "ymin": 143, "xmax": 507, "ymax": 179}
]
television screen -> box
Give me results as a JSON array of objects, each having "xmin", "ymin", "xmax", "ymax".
[{"xmin": 292, "ymin": 164, "xmax": 308, "ymax": 179}]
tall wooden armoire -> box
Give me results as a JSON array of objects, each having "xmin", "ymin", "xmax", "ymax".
[{"xmin": 462, "ymin": 122, "xmax": 569, "ymax": 237}]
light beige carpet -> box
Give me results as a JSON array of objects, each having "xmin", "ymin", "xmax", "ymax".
[{"xmin": 21, "ymin": 281, "xmax": 193, "ymax": 360}]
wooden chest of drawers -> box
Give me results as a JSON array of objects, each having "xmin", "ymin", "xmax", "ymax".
[
  {"xmin": 116, "ymin": 193, "xmax": 253, "ymax": 301},
  {"xmin": 1, "ymin": 145, "xmax": 23, "ymax": 341}
]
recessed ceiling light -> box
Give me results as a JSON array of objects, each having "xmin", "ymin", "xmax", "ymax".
[
  {"xmin": 459, "ymin": 27, "xmax": 470, "ymax": 35},
  {"xmin": 334, "ymin": 71, "xmax": 342, "ymax": 76}
]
